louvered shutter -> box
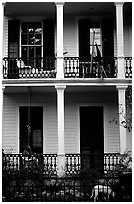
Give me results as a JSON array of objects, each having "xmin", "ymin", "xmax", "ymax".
[
  {"xmin": 79, "ymin": 19, "xmax": 90, "ymax": 57},
  {"xmin": 101, "ymin": 19, "xmax": 114, "ymax": 77},
  {"xmin": 43, "ymin": 19, "xmax": 55, "ymax": 57},
  {"xmin": 101, "ymin": 19, "xmax": 114, "ymax": 57},
  {"xmin": 8, "ymin": 20, "xmax": 20, "ymax": 78}
]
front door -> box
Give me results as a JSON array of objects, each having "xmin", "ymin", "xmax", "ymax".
[
  {"xmin": 80, "ymin": 106, "xmax": 104, "ymax": 172},
  {"xmin": 19, "ymin": 106, "xmax": 43, "ymax": 153}
]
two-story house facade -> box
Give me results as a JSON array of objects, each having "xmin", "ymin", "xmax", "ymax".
[{"xmin": 2, "ymin": 2, "xmax": 132, "ymax": 175}]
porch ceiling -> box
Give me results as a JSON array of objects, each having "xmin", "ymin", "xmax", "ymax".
[
  {"xmin": 3, "ymin": 85, "xmax": 117, "ymax": 94},
  {"xmin": 5, "ymin": 2, "xmax": 115, "ymax": 17}
]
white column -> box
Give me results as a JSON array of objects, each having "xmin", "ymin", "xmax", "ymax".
[
  {"xmin": 114, "ymin": 2, "xmax": 125, "ymax": 79},
  {"xmin": 117, "ymin": 85, "xmax": 128, "ymax": 153},
  {"xmin": 55, "ymin": 2, "xmax": 64, "ymax": 79},
  {"xmin": 55, "ymin": 85, "xmax": 66, "ymax": 176}
]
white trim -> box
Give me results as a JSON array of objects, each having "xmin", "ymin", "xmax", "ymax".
[
  {"xmin": 17, "ymin": 106, "xmax": 19, "ymax": 153},
  {"xmin": 43, "ymin": 105, "xmax": 46, "ymax": 154},
  {"xmin": 75, "ymin": 17, "xmax": 79, "ymax": 57},
  {"xmin": 19, "ymin": 22, "xmax": 21, "ymax": 58},
  {"xmin": 77, "ymin": 103, "xmax": 106, "ymax": 153}
]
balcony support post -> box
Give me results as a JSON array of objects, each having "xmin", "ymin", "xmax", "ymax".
[
  {"xmin": 55, "ymin": 85, "xmax": 66, "ymax": 176},
  {"xmin": 114, "ymin": 2, "xmax": 125, "ymax": 79},
  {"xmin": 117, "ymin": 85, "xmax": 128, "ymax": 153},
  {"xmin": 55, "ymin": 2, "xmax": 65, "ymax": 79}
]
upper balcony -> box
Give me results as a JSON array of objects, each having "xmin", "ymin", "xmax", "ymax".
[
  {"xmin": 2, "ymin": 2, "xmax": 132, "ymax": 82},
  {"xmin": 3, "ymin": 56, "xmax": 132, "ymax": 79}
]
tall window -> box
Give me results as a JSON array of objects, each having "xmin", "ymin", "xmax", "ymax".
[
  {"xmin": 21, "ymin": 22, "xmax": 42, "ymax": 66},
  {"xmin": 90, "ymin": 28, "xmax": 101, "ymax": 57}
]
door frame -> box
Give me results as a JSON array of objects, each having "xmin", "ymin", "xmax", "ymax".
[
  {"xmin": 17, "ymin": 104, "xmax": 46, "ymax": 154},
  {"xmin": 77, "ymin": 103, "xmax": 107, "ymax": 154}
]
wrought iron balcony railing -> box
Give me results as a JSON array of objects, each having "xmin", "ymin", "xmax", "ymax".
[
  {"xmin": 2, "ymin": 153, "xmax": 57, "ymax": 175},
  {"xmin": 64, "ymin": 57, "xmax": 118, "ymax": 78},
  {"xmin": 64, "ymin": 57, "xmax": 132, "ymax": 79},
  {"xmin": 3, "ymin": 153, "xmax": 120, "ymax": 176},
  {"xmin": 2, "ymin": 57, "xmax": 132, "ymax": 79},
  {"xmin": 3, "ymin": 57, "xmax": 56, "ymax": 79},
  {"xmin": 125, "ymin": 57, "xmax": 132, "ymax": 78},
  {"xmin": 65, "ymin": 153, "xmax": 120, "ymax": 176}
]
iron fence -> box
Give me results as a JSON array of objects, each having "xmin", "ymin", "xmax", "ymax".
[
  {"xmin": 2, "ymin": 153, "xmax": 132, "ymax": 202},
  {"xmin": 3, "ymin": 174, "xmax": 132, "ymax": 202}
]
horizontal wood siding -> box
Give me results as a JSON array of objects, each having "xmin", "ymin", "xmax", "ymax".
[
  {"xmin": 65, "ymin": 105, "xmax": 78, "ymax": 153},
  {"xmin": 65, "ymin": 92, "xmax": 120, "ymax": 153},
  {"xmin": 3, "ymin": 17, "xmax": 9, "ymax": 57},
  {"xmin": 45, "ymin": 104, "xmax": 58, "ymax": 153},
  {"xmin": 64, "ymin": 16, "xmax": 77, "ymax": 57},
  {"xmin": 2, "ymin": 93, "xmax": 57, "ymax": 154},
  {"xmin": 3, "ymin": 94, "xmax": 18, "ymax": 153},
  {"xmin": 124, "ymin": 24, "xmax": 132, "ymax": 57},
  {"xmin": 3, "ymin": 91, "xmax": 120, "ymax": 154}
]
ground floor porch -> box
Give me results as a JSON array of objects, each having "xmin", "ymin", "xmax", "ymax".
[
  {"xmin": 2, "ymin": 84, "xmax": 132, "ymax": 201},
  {"xmin": 2, "ymin": 85, "xmax": 131, "ymax": 156}
]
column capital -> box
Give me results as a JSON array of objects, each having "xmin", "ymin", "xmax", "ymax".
[
  {"xmin": 55, "ymin": 2, "xmax": 65, "ymax": 6},
  {"xmin": 55, "ymin": 85, "xmax": 66, "ymax": 91},
  {"xmin": 2, "ymin": 86, "xmax": 6, "ymax": 94},
  {"xmin": 2, "ymin": 2, "xmax": 7, "ymax": 7},
  {"xmin": 116, "ymin": 85, "xmax": 128, "ymax": 91},
  {"xmin": 114, "ymin": 2, "xmax": 124, "ymax": 7}
]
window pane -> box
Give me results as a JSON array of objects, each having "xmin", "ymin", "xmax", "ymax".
[
  {"xmin": 21, "ymin": 22, "xmax": 42, "ymax": 62},
  {"xmin": 90, "ymin": 28, "xmax": 101, "ymax": 56},
  {"xmin": 21, "ymin": 22, "xmax": 42, "ymax": 46}
]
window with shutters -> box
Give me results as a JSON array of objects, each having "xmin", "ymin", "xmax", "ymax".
[{"xmin": 21, "ymin": 22, "xmax": 42, "ymax": 67}]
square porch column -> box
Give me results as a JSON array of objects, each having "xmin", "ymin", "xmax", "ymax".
[
  {"xmin": 55, "ymin": 85, "xmax": 66, "ymax": 176},
  {"xmin": 117, "ymin": 85, "xmax": 128, "ymax": 153},
  {"xmin": 55, "ymin": 2, "xmax": 65, "ymax": 79},
  {"xmin": 114, "ymin": 2, "xmax": 125, "ymax": 79}
]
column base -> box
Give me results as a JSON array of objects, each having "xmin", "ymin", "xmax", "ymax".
[{"xmin": 57, "ymin": 153, "xmax": 65, "ymax": 177}]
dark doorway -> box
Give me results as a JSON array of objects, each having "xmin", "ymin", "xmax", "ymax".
[
  {"xmin": 80, "ymin": 106, "xmax": 104, "ymax": 172},
  {"xmin": 19, "ymin": 106, "xmax": 43, "ymax": 154}
]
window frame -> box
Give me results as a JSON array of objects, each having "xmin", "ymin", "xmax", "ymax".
[{"xmin": 20, "ymin": 21, "xmax": 43, "ymax": 59}]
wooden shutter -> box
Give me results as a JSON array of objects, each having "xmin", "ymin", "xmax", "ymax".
[
  {"xmin": 8, "ymin": 20, "xmax": 20, "ymax": 78},
  {"xmin": 101, "ymin": 19, "xmax": 114, "ymax": 57},
  {"xmin": 43, "ymin": 19, "xmax": 55, "ymax": 57},
  {"xmin": 8, "ymin": 20, "xmax": 20, "ymax": 58},
  {"xmin": 101, "ymin": 19, "xmax": 114, "ymax": 77},
  {"xmin": 79, "ymin": 19, "xmax": 90, "ymax": 57}
]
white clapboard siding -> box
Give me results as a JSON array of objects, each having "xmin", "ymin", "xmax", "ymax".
[
  {"xmin": 65, "ymin": 105, "xmax": 78, "ymax": 153},
  {"xmin": 3, "ymin": 95, "xmax": 18, "ymax": 153},
  {"xmin": 45, "ymin": 105, "xmax": 58, "ymax": 153},
  {"xmin": 64, "ymin": 16, "xmax": 77, "ymax": 57},
  {"xmin": 3, "ymin": 16, "xmax": 9, "ymax": 57},
  {"xmin": 124, "ymin": 26, "xmax": 132, "ymax": 57},
  {"xmin": 3, "ymin": 91, "xmax": 120, "ymax": 154},
  {"xmin": 105, "ymin": 104, "xmax": 120, "ymax": 153}
]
